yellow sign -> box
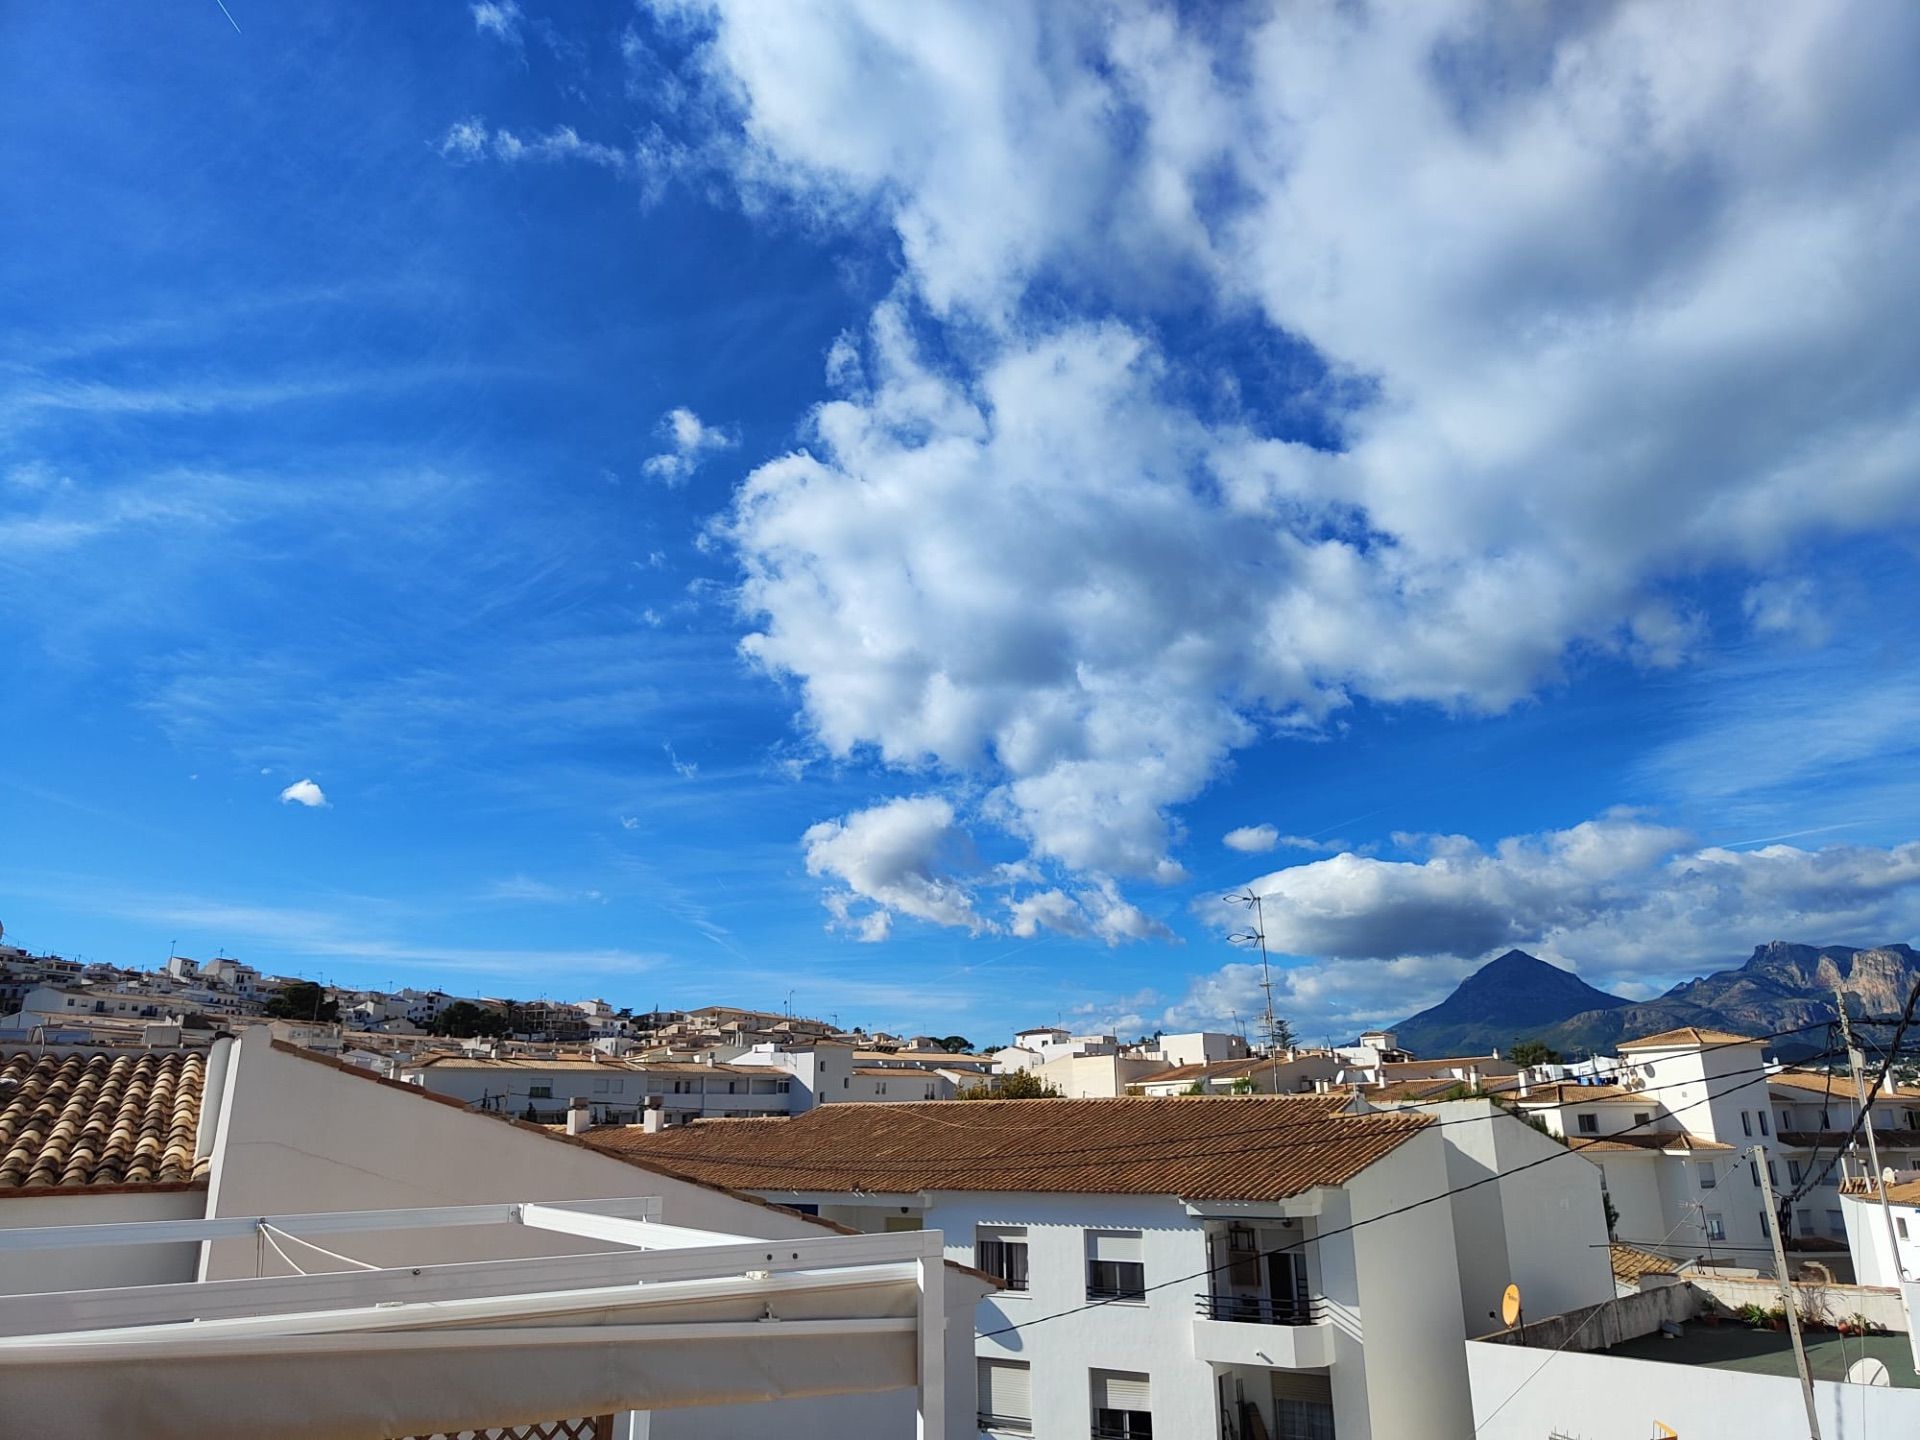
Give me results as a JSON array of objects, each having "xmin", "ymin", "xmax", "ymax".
[{"xmin": 1501, "ymin": 1283, "xmax": 1522, "ymax": 1327}]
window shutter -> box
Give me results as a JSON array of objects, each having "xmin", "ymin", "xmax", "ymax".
[
  {"xmin": 1090, "ymin": 1370, "xmax": 1151, "ymax": 1411},
  {"xmin": 1088, "ymin": 1231, "xmax": 1142, "ymax": 1262},
  {"xmin": 978, "ymin": 1359, "xmax": 1031, "ymax": 1420},
  {"xmin": 1270, "ymin": 1371, "xmax": 1333, "ymax": 1404}
]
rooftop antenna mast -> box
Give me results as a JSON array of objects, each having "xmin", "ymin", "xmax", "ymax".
[{"xmin": 1226, "ymin": 888, "xmax": 1284, "ymax": 1094}]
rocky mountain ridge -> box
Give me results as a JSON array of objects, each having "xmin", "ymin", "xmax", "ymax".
[{"xmin": 1389, "ymin": 941, "xmax": 1920, "ymax": 1060}]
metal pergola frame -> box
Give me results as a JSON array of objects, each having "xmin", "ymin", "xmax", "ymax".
[{"xmin": 0, "ymin": 1196, "xmax": 950, "ymax": 1439}]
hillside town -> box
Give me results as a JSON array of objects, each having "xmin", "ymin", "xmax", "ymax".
[
  {"xmin": 7, "ymin": 928, "xmax": 1920, "ymax": 1436},
  {"xmin": 12, "ymin": 2, "xmax": 1920, "ymax": 1437}
]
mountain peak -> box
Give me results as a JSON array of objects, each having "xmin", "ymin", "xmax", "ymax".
[{"xmin": 1391, "ymin": 949, "xmax": 1628, "ymax": 1056}]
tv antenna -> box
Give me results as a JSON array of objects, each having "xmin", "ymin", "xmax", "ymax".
[{"xmin": 1225, "ymin": 888, "xmax": 1286, "ymax": 1093}]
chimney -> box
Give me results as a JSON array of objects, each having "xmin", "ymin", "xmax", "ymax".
[
  {"xmin": 565, "ymin": 1097, "xmax": 591, "ymax": 1137},
  {"xmin": 643, "ymin": 1097, "xmax": 666, "ymax": 1134}
]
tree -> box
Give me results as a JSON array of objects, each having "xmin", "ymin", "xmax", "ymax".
[
  {"xmin": 932, "ymin": 1035, "xmax": 973, "ymax": 1053},
  {"xmin": 1510, "ymin": 1040, "xmax": 1560, "ymax": 1067},
  {"xmin": 430, "ymin": 1001, "xmax": 508, "ymax": 1039},
  {"xmin": 264, "ymin": 981, "xmax": 337, "ymax": 1024},
  {"xmin": 958, "ymin": 1070, "xmax": 1062, "ymax": 1099}
]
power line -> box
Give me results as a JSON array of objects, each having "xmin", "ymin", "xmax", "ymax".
[
  {"xmin": 1474, "ymin": 1145, "xmax": 1759, "ymax": 1435},
  {"xmin": 976, "ymin": 1040, "xmax": 1849, "ymax": 1341},
  {"xmin": 616, "ymin": 1019, "xmax": 1881, "ymax": 1187}
]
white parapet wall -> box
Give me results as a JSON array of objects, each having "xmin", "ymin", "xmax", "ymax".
[{"xmin": 1468, "ymin": 1338, "xmax": 1920, "ymax": 1438}]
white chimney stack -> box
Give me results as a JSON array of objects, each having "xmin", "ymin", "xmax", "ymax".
[
  {"xmin": 643, "ymin": 1098, "xmax": 666, "ymax": 1134},
  {"xmin": 565, "ymin": 1097, "xmax": 590, "ymax": 1137}
]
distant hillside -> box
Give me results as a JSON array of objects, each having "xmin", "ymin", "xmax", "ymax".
[
  {"xmin": 1391, "ymin": 949, "xmax": 1629, "ymax": 1057},
  {"xmin": 1535, "ymin": 942, "xmax": 1920, "ymax": 1060},
  {"xmin": 1390, "ymin": 941, "xmax": 1920, "ymax": 1062}
]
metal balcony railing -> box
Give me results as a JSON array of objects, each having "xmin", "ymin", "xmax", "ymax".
[
  {"xmin": 978, "ymin": 1414, "xmax": 1034, "ymax": 1434},
  {"xmin": 1194, "ymin": 1291, "xmax": 1329, "ymax": 1326}
]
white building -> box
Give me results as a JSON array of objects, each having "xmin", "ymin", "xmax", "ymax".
[
  {"xmin": 1506, "ymin": 1027, "xmax": 1900, "ymax": 1269},
  {"xmin": 400, "ymin": 1054, "xmax": 797, "ymax": 1124},
  {"xmin": 0, "ymin": 1034, "xmax": 991, "ymax": 1438},
  {"xmin": 585, "ymin": 1093, "xmax": 1603, "ymax": 1439},
  {"xmin": 732, "ymin": 1041, "xmax": 953, "ymax": 1107}
]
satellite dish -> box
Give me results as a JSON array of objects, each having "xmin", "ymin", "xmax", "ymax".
[
  {"xmin": 1501, "ymin": 1283, "xmax": 1523, "ymax": 1328},
  {"xmin": 1847, "ymin": 1356, "xmax": 1891, "ymax": 1387}
]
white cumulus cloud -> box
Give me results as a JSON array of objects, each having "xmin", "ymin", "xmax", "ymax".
[
  {"xmin": 643, "ymin": 406, "xmax": 736, "ymax": 485},
  {"xmin": 278, "ymin": 778, "xmax": 328, "ymax": 809},
  {"xmin": 676, "ymin": 1, "xmax": 1920, "ymax": 919}
]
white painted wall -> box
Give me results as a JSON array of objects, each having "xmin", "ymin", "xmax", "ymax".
[
  {"xmin": 0, "ymin": 1188, "xmax": 206, "ymax": 1294},
  {"xmin": 1468, "ymin": 1336, "xmax": 1920, "ymax": 1438},
  {"xmin": 1422, "ymin": 1100, "xmax": 1614, "ymax": 1335},
  {"xmin": 1341, "ymin": 1126, "xmax": 1475, "ymax": 1439},
  {"xmin": 197, "ymin": 1037, "xmax": 989, "ymax": 1438},
  {"xmin": 1841, "ymin": 1191, "xmax": 1920, "ymax": 1287}
]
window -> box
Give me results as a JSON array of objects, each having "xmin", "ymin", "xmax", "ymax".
[
  {"xmin": 1576, "ymin": 1113, "xmax": 1599, "ymax": 1134},
  {"xmin": 1741, "ymin": 1111, "xmax": 1752, "ymax": 1136},
  {"xmin": 1634, "ymin": 1112, "xmax": 1651, "ymax": 1127},
  {"xmin": 1699, "ymin": 1164, "xmax": 1717, "ymax": 1189},
  {"xmin": 1821, "ymin": 1110, "xmax": 1832, "ymax": 1129},
  {"xmin": 1788, "ymin": 1159, "xmax": 1804, "ymax": 1185},
  {"xmin": 1780, "ymin": 1110, "xmax": 1792, "ymax": 1132},
  {"xmin": 1090, "ymin": 1369, "xmax": 1151, "ymax": 1439},
  {"xmin": 1767, "ymin": 1161, "xmax": 1779, "ymax": 1185},
  {"xmin": 1828, "ymin": 1210, "xmax": 1846, "ymax": 1237},
  {"xmin": 1749, "ymin": 1160, "xmax": 1761, "ymax": 1186},
  {"xmin": 977, "ymin": 1226, "xmax": 1030, "ymax": 1293},
  {"xmin": 1086, "ymin": 1231, "xmax": 1146, "ymax": 1302},
  {"xmin": 1759, "ymin": 1211, "xmax": 1769, "ymax": 1239},
  {"xmin": 1796, "ymin": 1208, "xmax": 1813, "ymax": 1237},
  {"xmin": 592, "ymin": 1078, "xmax": 608, "ymax": 1093},
  {"xmin": 977, "ymin": 1358, "xmax": 1032, "ymax": 1434},
  {"xmin": 527, "ymin": 1084, "xmax": 553, "ymax": 1100},
  {"xmin": 1901, "ymin": 1218, "xmax": 1911, "ymax": 1241},
  {"xmin": 1758, "ymin": 1112, "xmax": 1770, "ymax": 1136},
  {"xmin": 1704, "ymin": 1213, "xmax": 1726, "ymax": 1241}
]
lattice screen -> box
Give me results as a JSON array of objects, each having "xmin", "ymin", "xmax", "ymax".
[{"xmin": 395, "ymin": 1415, "xmax": 615, "ymax": 1440}]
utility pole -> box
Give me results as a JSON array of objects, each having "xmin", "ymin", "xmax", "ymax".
[
  {"xmin": 1836, "ymin": 989, "xmax": 1905, "ymax": 1283},
  {"xmin": 1757, "ymin": 1144, "xmax": 1821, "ymax": 1438}
]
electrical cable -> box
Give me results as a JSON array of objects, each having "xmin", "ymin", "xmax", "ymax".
[
  {"xmin": 622, "ymin": 1023, "xmax": 1861, "ymax": 1185},
  {"xmin": 1472, "ymin": 1145, "xmax": 1757, "ymax": 1434},
  {"xmin": 975, "ymin": 1042, "xmax": 1848, "ymax": 1341},
  {"xmin": 1780, "ymin": 982, "xmax": 1920, "ymax": 1213}
]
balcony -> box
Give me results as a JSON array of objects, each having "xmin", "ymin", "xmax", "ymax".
[
  {"xmin": 1196, "ymin": 1292, "xmax": 1329, "ymax": 1326},
  {"xmin": 1191, "ymin": 1291, "xmax": 1335, "ymax": 1368}
]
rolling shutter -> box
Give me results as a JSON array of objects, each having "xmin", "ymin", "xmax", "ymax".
[
  {"xmin": 1090, "ymin": 1369, "xmax": 1151, "ymax": 1411},
  {"xmin": 1087, "ymin": 1231, "xmax": 1142, "ymax": 1262},
  {"xmin": 978, "ymin": 1359, "xmax": 1032, "ymax": 1421}
]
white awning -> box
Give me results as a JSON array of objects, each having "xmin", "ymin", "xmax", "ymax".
[{"xmin": 0, "ymin": 1196, "xmax": 954, "ymax": 1440}]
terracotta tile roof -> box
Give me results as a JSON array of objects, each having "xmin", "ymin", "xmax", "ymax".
[
  {"xmin": 580, "ymin": 1095, "xmax": 1432, "ymax": 1201},
  {"xmin": 0, "ymin": 1049, "xmax": 206, "ymax": 1192},
  {"xmin": 1610, "ymin": 1242, "xmax": 1681, "ymax": 1283},
  {"xmin": 1767, "ymin": 1070, "xmax": 1864, "ymax": 1098},
  {"xmin": 1512, "ymin": 1083, "xmax": 1634, "ymax": 1105},
  {"xmin": 1568, "ymin": 1130, "xmax": 1733, "ymax": 1154},
  {"xmin": 1617, "ymin": 1027, "xmax": 1761, "ymax": 1051},
  {"xmin": 1842, "ymin": 1176, "xmax": 1920, "ymax": 1205},
  {"xmin": 1379, "ymin": 1055, "xmax": 1511, "ymax": 1072},
  {"xmin": 1776, "ymin": 1129, "xmax": 1920, "ymax": 1150},
  {"xmin": 1360, "ymin": 1078, "xmax": 1466, "ymax": 1104}
]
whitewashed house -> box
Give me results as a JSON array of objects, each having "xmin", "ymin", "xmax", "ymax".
[
  {"xmin": 588, "ymin": 1094, "xmax": 1514, "ymax": 1439},
  {"xmin": 0, "ymin": 1034, "xmax": 991, "ymax": 1438}
]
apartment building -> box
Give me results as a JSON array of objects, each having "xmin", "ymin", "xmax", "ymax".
[
  {"xmin": 399, "ymin": 1054, "xmax": 796, "ymax": 1123},
  {"xmin": 1504, "ymin": 1026, "xmax": 1919, "ymax": 1268},
  {"xmin": 587, "ymin": 1094, "xmax": 1505, "ymax": 1439}
]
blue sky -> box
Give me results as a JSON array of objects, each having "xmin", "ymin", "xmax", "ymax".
[{"xmin": 4, "ymin": 2, "xmax": 1919, "ymax": 1046}]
